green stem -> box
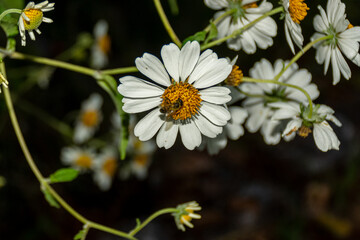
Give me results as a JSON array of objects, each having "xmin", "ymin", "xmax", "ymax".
[
  {"xmin": 236, "ymin": 87, "xmax": 279, "ymax": 102},
  {"xmin": 273, "ymin": 35, "xmax": 333, "ymax": 81},
  {"xmin": 0, "ymin": 8, "xmax": 22, "ymax": 22},
  {"xmin": 81, "ymin": 224, "xmax": 90, "ymax": 240},
  {"xmin": 101, "ymin": 66, "xmax": 138, "ymax": 75},
  {"xmin": 204, "ymin": 9, "xmax": 235, "ymax": 32},
  {"xmin": 201, "ymin": 6, "xmax": 283, "ymax": 50},
  {"xmin": 0, "ymin": 60, "xmax": 135, "ymax": 240},
  {"xmin": 129, "ymin": 208, "xmax": 178, "ymax": 236},
  {"xmin": 242, "ymin": 76, "xmax": 313, "ymax": 116},
  {"xmin": 153, "ymin": 0, "xmax": 182, "ymax": 47}
]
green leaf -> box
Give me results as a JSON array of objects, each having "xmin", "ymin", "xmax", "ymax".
[
  {"xmin": 73, "ymin": 229, "xmax": 85, "ymax": 240},
  {"xmin": 168, "ymin": 0, "xmax": 179, "ymax": 15},
  {"xmin": 204, "ymin": 23, "xmax": 218, "ymax": 44},
  {"xmin": 49, "ymin": 168, "xmax": 79, "ymax": 183},
  {"xmin": 41, "ymin": 188, "xmax": 60, "ymax": 209},
  {"xmin": 0, "ymin": 0, "xmax": 24, "ymax": 37},
  {"xmin": 182, "ymin": 31, "xmax": 207, "ymax": 45}
]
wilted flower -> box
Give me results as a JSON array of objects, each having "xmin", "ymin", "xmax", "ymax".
[{"xmin": 173, "ymin": 201, "xmax": 202, "ymax": 231}]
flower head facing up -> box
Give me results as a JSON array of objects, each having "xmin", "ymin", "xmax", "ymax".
[
  {"xmin": 311, "ymin": 0, "xmax": 360, "ymax": 85},
  {"xmin": 91, "ymin": 20, "xmax": 111, "ymax": 69},
  {"xmin": 18, "ymin": 1, "xmax": 55, "ymax": 46},
  {"xmin": 118, "ymin": 41, "xmax": 232, "ymax": 150},
  {"xmin": 204, "ymin": 0, "xmax": 277, "ymax": 53},
  {"xmin": 93, "ymin": 148, "xmax": 118, "ymax": 191},
  {"xmin": 61, "ymin": 146, "xmax": 96, "ymax": 171},
  {"xmin": 74, "ymin": 93, "xmax": 103, "ymax": 144},
  {"xmin": 270, "ymin": 102, "xmax": 342, "ymax": 152},
  {"xmin": 283, "ymin": 0, "xmax": 308, "ymax": 54},
  {"xmin": 173, "ymin": 201, "xmax": 202, "ymax": 232}
]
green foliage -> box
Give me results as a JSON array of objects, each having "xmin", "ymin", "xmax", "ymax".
[
  {"xmin": 204, "ymin": 23, "xmax": 218, "ymax": 44},
  {"xmin": 73, "ymin": 229, "xmax": 86, "ymax": 240},
  {"xmin": 182, "ymin": 23, "xmax": 218, "ymax": 45},
  {"xmin": 168, "ymin": 0, "xmax": 179, "ymax": 15},
  {"xmin": 182, "ymin": 31, "xmax": 207, "ymax": 45},
  {"xmin": 49, "ymin": 168, "xmax": 79, "ymax": 183},
  {"xmin": 41, "ymin": 188, "xmax": 60, "ymax": 209},
  {"xmin": 0, "ymin": 0, "xmax": 24, "ymax": 37}
]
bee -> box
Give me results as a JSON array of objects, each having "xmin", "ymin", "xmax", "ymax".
[{"xmin": 160, "ymin": 97, "xmax": 183, "ymax": 119}]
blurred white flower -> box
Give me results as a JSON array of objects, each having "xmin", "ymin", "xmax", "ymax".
[
  {"xmin": 173, "ymin": 201, "xmax": 202, "ymax": 232},
  {"xmin": 18, "ymin": 1, "xmax": 55, "ymax": 46},
  {"xmin": 61, "ymin": 146, "xmax": 96, "ymax": 171},
  {"xmin": 91, "ymin": 20, "xmax": 111, "ymax": 69},
  {"xmin": 204, "ymin": 0, "xmax": 277, "ymax": 53},
  {"xmin": 311, "ymin": 0, "xmax": 360, "ymax": 85},
  {"xmin": 93, "ymin": 147, "xmax": 118, "ymax": 191},
  {"xmin": 74, "ymin": 93, "xmax": 103, "ymax": 144},
  {"xmin": 118, "ymin": 41, "xmax": 232, "ymax": 150}
]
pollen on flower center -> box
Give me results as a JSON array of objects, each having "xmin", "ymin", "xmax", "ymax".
[
  {"xmin": 348, "ymin": 23, "xmax": 354, "ymax": 29},
  {"xmin": 160, "ymin": 82, "xmax": 202, "ymax": 121},
  {"xmin": 76, "ymin": 155, "xmax": 92, "ymax": 168},
  {"xmin": 243, "ymin": 2, "xmax": 258, "ymax": 9},
  {"xmin": 225, "ymin": 65, "xmax": 243, "ymax": 86},
  {"xmin": 289, "ymin": 0, "xmax": 309, "ymax": 24},
  {"xmin": 23, "ymin": 9, "xmax": 43, "ymax": 30},
  {"xmin": 103, "ymin": 158, "xmax": 117, "ymax": 176},
  {"xmin": 81, "ymin": 111, "xmax": 98, "ymax": 127}
]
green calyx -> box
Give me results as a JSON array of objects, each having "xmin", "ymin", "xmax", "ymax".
[{"xmin": 228, "ymin": 0, "xmax": 246, "ymax": 19}]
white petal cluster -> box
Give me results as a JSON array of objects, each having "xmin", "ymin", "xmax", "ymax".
[
  {"xmin": 118, "ymin": 41, "xmax": 233, "ymax": 150},
  {"xmin": 204, "ymin": 0, "xmax": 277, "ymax": 53},
  {"xmin": 61, "ymin": 146, "xmax": 96, "ymax": 171},
  {"xmin": 93, "ymin": 147, "xmax": 118, "ymax": 191},
  {"xmin": 311, "ymin": 0, "xmax": 360, "ymax": 85},
  {"xmin": 91, "ymin": 20, "xmax": 110, "ymax": 69}
]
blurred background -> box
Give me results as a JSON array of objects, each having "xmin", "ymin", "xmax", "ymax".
[{"xmin": 1, "ymin": 0, "xmax": 360, "ymax": 239}]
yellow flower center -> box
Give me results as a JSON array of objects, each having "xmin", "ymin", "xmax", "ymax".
[
  {"xmin": 289, "ymin": 0, "xmax": 309, "ymax": 24},
  {"xmin": 348, "ymin": 23, "xmax": 354, "ymax": 29},
  {"xmin": 98, "ymin": 35, "xmax": 111, "ymax": 54},
  {"xmin": 81, "ymin": 110, "xmax": 98, "ymax": 127},
  {"xmin": 160, "ymin": 81, "xmax": 202, "ymax": 121},
  {"xmin": 298, "ymin": 125, "xmax": 312, "ymax": 138},
  {"xmin": 180, "ymin": 214, "xmax": 192, "ymax": 224},
  {"xmin": 134, "ymin": 154, "xmax": 149, "ymax": 167},
  {"xmin": 23, "ymin": 9, "xmax": 43, "ymax": 30},
  {"xmin": 75, "ymin": 154, "xmax": 92, "ymax": 168},
  {"xmin": 243, "ymin": 2, "xmax": 258, "ymax": 9},
  {"xmin": 225, "ymin": 65, "xmax": 243, "ymax": 86},
  {"xmin": 103, "ymin": 157, "xmax": 117, "ymax": 176}
]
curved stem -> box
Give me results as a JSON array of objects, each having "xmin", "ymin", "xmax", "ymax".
[
  {"xmin": 0, "ymin": 61, "xmax": 136, "ymax": 240},
  {"xmin": 101, "ymin": 66, "xmax": 138, "ymax": 75},
  {"xmin": 201, "ymin": 6, "xmax": 283, "ymax": 50},
  {"xmin": 204, "ymin": 9, "xmax": 235, "ymax": 32},
  {"xmin": 153, "ymin": 0, "xmax": 182, "ymax": 47},
  {"xmin": 242, "ymin": 76, "xmax": 313, "ymax": 117},
  {"xmin": 273, "ymin": 35, "xmax": 333, "ymax": 81},
  {"xmin": 129, "ymin": 208, "xmax": 178, "ymax": 237},
  {"xmin": 0, "ymin": 9, "xmax": 22, "ymax": 22}
]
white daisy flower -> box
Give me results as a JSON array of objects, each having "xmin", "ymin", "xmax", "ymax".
[
  {"xmin": 204, "ymin": 0, "xmax": 277, "ymax": 54},
  {"xmin": 93, "ymin": 147, "xmax": 118, "ymax": 191},
  {"xmin": 74, "ymin": 93, "xmax": 103, "ymax": 144},
  {"xmin": 90, "ymin": 20, "xmax": 111, "ymax": 69},
  {"xmin": 173, "ymin": 201, "xmax": 202, "ymax": 232},
  {"xmin": 270, "ymin": 101, "xmax": 342, "ymax": 152},
  {"xmin": 311, "ymin": 0, "xmax": 360, "ymax": 85},
  {"xmin": 200, "ymin": 106, "xmax": 248, "ymax": 155},
  {"xmin": 241, "ymin": 58, "xmax": 319, "ymax": 144},
  {"xmin": 282, "ymin": 0, "xmax": 309, "ymax": 54},
  {"xmin": 61, "ymin": 146, "xmax": 96, "ymax": 171},
  {"xmin": 118, "ymin": 41, "xmax": 232, "ymax": 150},
  {"xmin": 18, "ymin": 1, "xmax": 55, "ymax": 46}
]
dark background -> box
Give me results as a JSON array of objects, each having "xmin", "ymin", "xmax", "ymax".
[{"xmin": 1, "ymin": 0, "xmax": 360, "ymax": 239}]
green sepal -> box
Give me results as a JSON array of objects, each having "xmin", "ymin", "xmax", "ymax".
[
  {"xmin": 182, "ymin": 31, "xmax": 207, "ymax": 45},
  {"xmin": 41, "ymin": 187, "xmax": 60, "ymax": 209},
  {"xmin": 49, "ymin": 168, "xmax": 79, "ymax": 183}
]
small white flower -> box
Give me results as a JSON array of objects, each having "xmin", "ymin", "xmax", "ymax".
[
  {"xmin": 93, "ymin": 147, "xmax": 118, "ymax": 191},
  {"xmin": 61, "ymin": 146, "xmax": 96, "ymax": 171},
  {"xmin": 200, "ymin": 106, "xmax": 248, "ymax": 155},
  {"xmin": 241, "ymin": 58, "xmax": 319, "ymax": 145},
  {"xmin": 173, "ymin": 201, "xmax": 202, "ymax": 232},
  {"xmin": 282, "ymin": 0, "xmax": 309, "ymax": 54},
  {"xmin": 204, "ymin": 0, "xmax": 277, "ymax": 54},
  {"xmin": 118, "ymin": 41, "xmax": 232, "ymax": 150},
  {"xmin": 311, "ymin": 0, "xmax": 360, "ymax": 85},
  {"xmin": 18, "ymin": 1, "xmax": 55, "ymax": 46},
  {"xmin": 270, "ymin": 101, "xmax": 342, "ymax": 152},
  {"xmin": 74, "ymin": 93, "xmax": 103, "ymax": 144},
  {"xmin": 91, "ymin": 20, "xmax": 111, "ymax": 69}
]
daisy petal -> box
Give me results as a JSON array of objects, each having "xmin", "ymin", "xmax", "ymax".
[
  {"xmin": 134, "ymin": 109, "xmax": 163, "ymax": 141},
  {"xmin": 179, "ymin": 121, "xmax": 201, "ymax": 150}
]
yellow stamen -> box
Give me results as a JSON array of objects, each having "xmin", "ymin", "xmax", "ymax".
[
  {"xmin": 225, "ymin": 65, "xmax": 243, "ymax": 86},
  {"xmin": 98, "ymin": 35, "xmax": 111, "ymax": 54},
  {"xmin": 289, "ymin": 0, "xmax": 309, "ymax": 24},
  {"xmin": 75, "ymin": 154, "xmax": 92, "ymax": 168},
  {"xmin": 348, "ymin": 23, "xmax": 354, "ymax": 29},
  {"xmin": 298, "ymin": 125, "xmax": 312, "ymax": 138},
  {"xmin": 134, "ymin": 154, "xmax": 149, "ymax": 167},
  {"xmin": 180, "ymin": 214, "xmax": 192, "ymax": 224},
  {"xmin": 23, "ymin": 9, "xmax": 43, "ymax": 30},
  {"xmin": 160, "ymin": 82, "xmax": 202, "ymax": 121},
  {"xmin": 81, "ymin": 110, "xmax": 98, "ymax": 127},
  {"xmin": 103, "ymin": 157, "xmax": 117, "ymax": 176},
  {"xmin": 243, "ymin": 2, "xmax": 258, "ymax": 9}
]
